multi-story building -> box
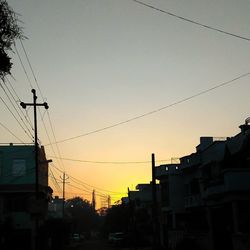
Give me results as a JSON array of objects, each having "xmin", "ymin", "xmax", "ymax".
[
  {"xmin": 156, "ymin": 119, "xmax": 250, "ymax": 250},
  {"xmin": 156, "ymin": 163, "xmax": 185, "ymax": 249},
  {"xmin": 0, "ymin": 143, "xmax": 53, "ymax": 249},
  {"xmin": 128, "ymin": 183, "xmax": 160, "ymax": 246}
]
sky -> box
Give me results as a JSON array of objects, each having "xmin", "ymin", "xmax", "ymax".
[{"xmin": 2, "ymin": 0, "xmax": 250, "ymax": 207}]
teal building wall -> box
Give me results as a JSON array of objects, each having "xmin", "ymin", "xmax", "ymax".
[{"xmin": 0, "ymin": 144, "xmax": 36, "ymax": 185}]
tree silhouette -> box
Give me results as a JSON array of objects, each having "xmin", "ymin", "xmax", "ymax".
[
  {"xmin": 65, "ymin": 197, "xmax": 99, "ymax": 236},
  {"xmin": 104, "ymin": 203, "xmax": 130, "ymax": 233},
  {"xmin": 0, "ymin": 0, "xmax": 23, "ymax": 79}
]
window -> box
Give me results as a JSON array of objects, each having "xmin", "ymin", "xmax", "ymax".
[
  {"xmin": 0, "ymin": 153, "xmax": 3, "ymax": 176},
  {"xmin": 12, "ymin": 159, "xmax": 26, "ymax": 176},
  {"xmin": 6, "ymin": 196, "xmax": 27, "ymax": 212}
]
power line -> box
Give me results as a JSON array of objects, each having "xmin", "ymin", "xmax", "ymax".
[
  {"xmin": 14, "ymin": 43, "xmax": 33, "ymax": 89},
  {"xmin": 45, "ymin": 71, "xmax": 250, "ymax": 146},
  {"xmin": 5, "ymin": 77, "xmax": 34, "ymax": 129},
  {"xmin": 48, "ymin": 155, "xmax": 178, "ymax": 164},
  {"xmin": 0, "ymin": 95, "xmax": 33, "ymax": 141},
  {"xmin": 46, "ymin": 111, "xmax": 66, "ymax": 171},
  {"xmin": 67, "ymin": 182, "xmax": 119, "ymax": 201},
  {"xmin": 16, "ymin": 41, "xmax": 66, "ymax": 173},
  {"xmin": 68, "ymin": 182, "xmax": 92, "ymax": 195},
  {"xmin": 50, "ymin": 164, "xmax": 126, "ymax": 195},
  {"xmin": 68, "ymin": 174, "xmax": 127, "ymax": 195},
  {"xmin": 49, "ymin": 168, "xmax": 62, "ymax": 194},
  {"xmin": 0, "ymin": 122, "xmax": 26, "ymax": 144},
  {"xmin": 18, "ymin": 40, "xmax": 66, "ymax": 171},
  {"xmin": 39, "ymin": 110, "xmax": 65, "ymax": 172},
  {"xmin": 132, "ymin": 0, "xmax": 250, "ymax": 42},
  {"xmin": 0, "ymin": 81, "xmax": 34, "ymax": 139},
  {"xmin": 19, "ymin": 39, "xmax": 45, "ymax": 99}
]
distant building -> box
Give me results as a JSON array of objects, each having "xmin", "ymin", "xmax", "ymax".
[
  {"xmin": 129, "ymin": 183, "xmax": 160, "ymax": 210},
  {"xmin": 48, "ymin": 196, "xmax": 63, "ymax": 218},
  {"xmin": 0, "ymin": 144, "xmax": 53, "ymax": 250},
  {"xmin": 155, "ymin": 163, "xmax": 185, "ymax": 248},
  {"xmin": 127, "ymin": 183, "xmax": 160, "ymax": 246}
]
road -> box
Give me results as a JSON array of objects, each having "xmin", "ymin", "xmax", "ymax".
[
  {"xmin": 65, "ymin": 239, "xmax": 123, "ymax": 250},
  {"xmin": 65, "ymin": 239, "xmax": 152, "ymax": 250}
]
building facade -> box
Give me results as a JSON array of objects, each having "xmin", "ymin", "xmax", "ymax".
[
  {"xmin": 156, "ymin": 121, "xmax": 250, "ymax": 250},
  {"xmin": 0, "ymin": 144, "xmax": 52, "ymax": 250}
]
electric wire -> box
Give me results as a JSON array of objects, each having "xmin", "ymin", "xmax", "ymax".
[
  {"xmin": 0, "ymin": 82, "xmax": 34, "ymax": 139},
  {"xmin": 46, "ymin": 71, "xmax": 250, "ymax": 145},
  {"xmin": 14, "ymin": 43, "xmax": 33, "ymax": 89},
  {"xmin": 67, "ymin": 182, "xmax": 118, "ymax": 201},
  {"xmin": 67, "ymin": 183, "xmax": 92, "ymax": 195},
  {"xmin": 5, "ymin": 77, "xmax": 34, "ymax": 129},
  {"xmin": 18, "ymin": 40, "xmax": 67, "ymax": 171},
  {"xmin": 0, "ymin": 122, "xmax": 26, "ymax": 143},
  {"xmin": 132, "ymin": 0, "xmax": 250, "ymax": 42},
  {"xmin": 49, "ymin": 168, "xmax": 62, "ymax": 193},
  {"xmin": 0, "ymin": 95, "xmax": 33, "ymax": 141},
  {"xmin": 16, "ymin": 41, "xmax": 65, "ymax": 173},
  {"xmin": 50, "ymin": 164, "xmax": 126, "ymax": 195},
  {"xmin": 48, "ymin": 155, "xmax": 179, "ymax": 164},
  {"xmin": 19, "ymin": 39, "xmax": 44, "ymax": 99},
  {"xmin": 68, "ymin": 174, "xmax": 127, "ymax": 195},
  {"xmin": 39, "ymin": 109, "xmax": 65, "ymax": 172},
  {"xmin": 47, "ymin": 111, "xmax": 66, "ymax": 171}
]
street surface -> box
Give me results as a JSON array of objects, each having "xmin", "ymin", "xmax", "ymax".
[{"xmin": 64, "ymin": 239, "xmax": 152, "ymax": 250}]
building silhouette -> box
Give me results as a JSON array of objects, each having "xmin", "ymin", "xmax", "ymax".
[
  {"xmin": 0, "ymin": 144, "xmax": 52, "ymax": 250},
  {"xmin": 156, "ymin": 120, "xmax": 250, "ymax": 250}
]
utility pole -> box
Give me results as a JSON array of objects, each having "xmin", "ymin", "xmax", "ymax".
[
  {"xmin": 20, "ymin": 89, "xmax": 48, "ymax": 250},
  {"xmin": 107, "ymin": 195, "xmax": 111, "ymax": 208},
  {"xmin": 61, "ymin": 172, "xmax": 69, "ymax": 218},
  {"xmin": 151, "ymin": 153, "xmax": 159, "ymax": 249},
  {"xmin": 21, "ymin": 89, "xmax": 48, "ymax": 199},
  {"xmin": 92, "ymin": 189, "xmax": 96, "ymax": 211}
]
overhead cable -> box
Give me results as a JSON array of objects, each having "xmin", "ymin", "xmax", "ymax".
[
  {"xmin": 0, "ymin": 82, "xmax": 34, "ymax": 139},
  {"xmin": 48, "ymin": 155, "xmax": 178, "ymax": 164},
  {"xmin": 50, "ymin": 164, "xmax": 126, "ymax": 195},
  {"xmin": 132, "ymin": 0, "xmax": 250, "ymax": 42},
  {"xmin": 0, "ymin": 95, "xmax": 33, "ymax": 141},
  {"xmin": 46, "ymin": 71, "xmax": 250, "ymax": 145},
  {"xmin": 0, "ymin": 122, "xmax": 26, "ymax": 144}
]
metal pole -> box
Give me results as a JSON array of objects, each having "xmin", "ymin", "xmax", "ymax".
[
  {"xmin": 32, "ymin": 89, "xmax": 39, "ymax": 199},
  {"xmin": 152, "ymin": 153, "xmax": 159, "ymax": 249},
  {"xmin": 20, "ymin": 89, "xmax": 49, "ymax": 250},
  {"xmin": 152, "ymin": 154, "xmax": 156, "ymax": 248},
  {"xmin": 63, "ymin": 172, "xmax": 65, "ymax": 217}
]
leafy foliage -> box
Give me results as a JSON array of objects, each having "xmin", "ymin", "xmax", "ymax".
[
  {"xmin": 65, "ymin": 197, "xmax": 100, "ymax": 234},
  {"xmin": 0, "ymin": 0, "xmax": 23, "ymax": 78},
  {"xmin": 104, "ymin": 203, "xmax": 130, "ymax": 233}
]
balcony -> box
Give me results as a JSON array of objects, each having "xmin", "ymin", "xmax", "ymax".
[
  {"xmin": 185, "ymin": 194, "xmax": 204, "ymax": 208},
  {"xmin": 203, "ymin": 168, "xmax": 250, "ymax": 198}
]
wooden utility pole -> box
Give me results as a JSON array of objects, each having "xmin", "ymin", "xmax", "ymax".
[
  {"xmin": 21, "ymin": 89, "xmax": 48, "ymax": 199},
  {"xmin": 92, "ymin": 189, "xmax": 96, "ymax": 211},
  {"xmin": 151, "ymin": 153, "xmax": 160, "ymax": 249},
  {"xmin": 21, "ymin": 89, "xmax": 48, "ymax": 250},
  {"xmin": 61, "ymin": 172, "xmax": 69, "ymax": 217}
]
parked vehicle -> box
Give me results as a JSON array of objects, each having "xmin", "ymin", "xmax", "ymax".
[
  {"xmin": 108, "ymin": 232, "xmax": 126, "ymax": 246},
  {"xmin": 71, "ymin": 233, "xmax": 85, "ymax": 242}
]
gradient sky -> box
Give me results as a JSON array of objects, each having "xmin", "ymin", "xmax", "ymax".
[{"xmin": 2, "ymin": 0, "xmax": 250, "ymax": 207}]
